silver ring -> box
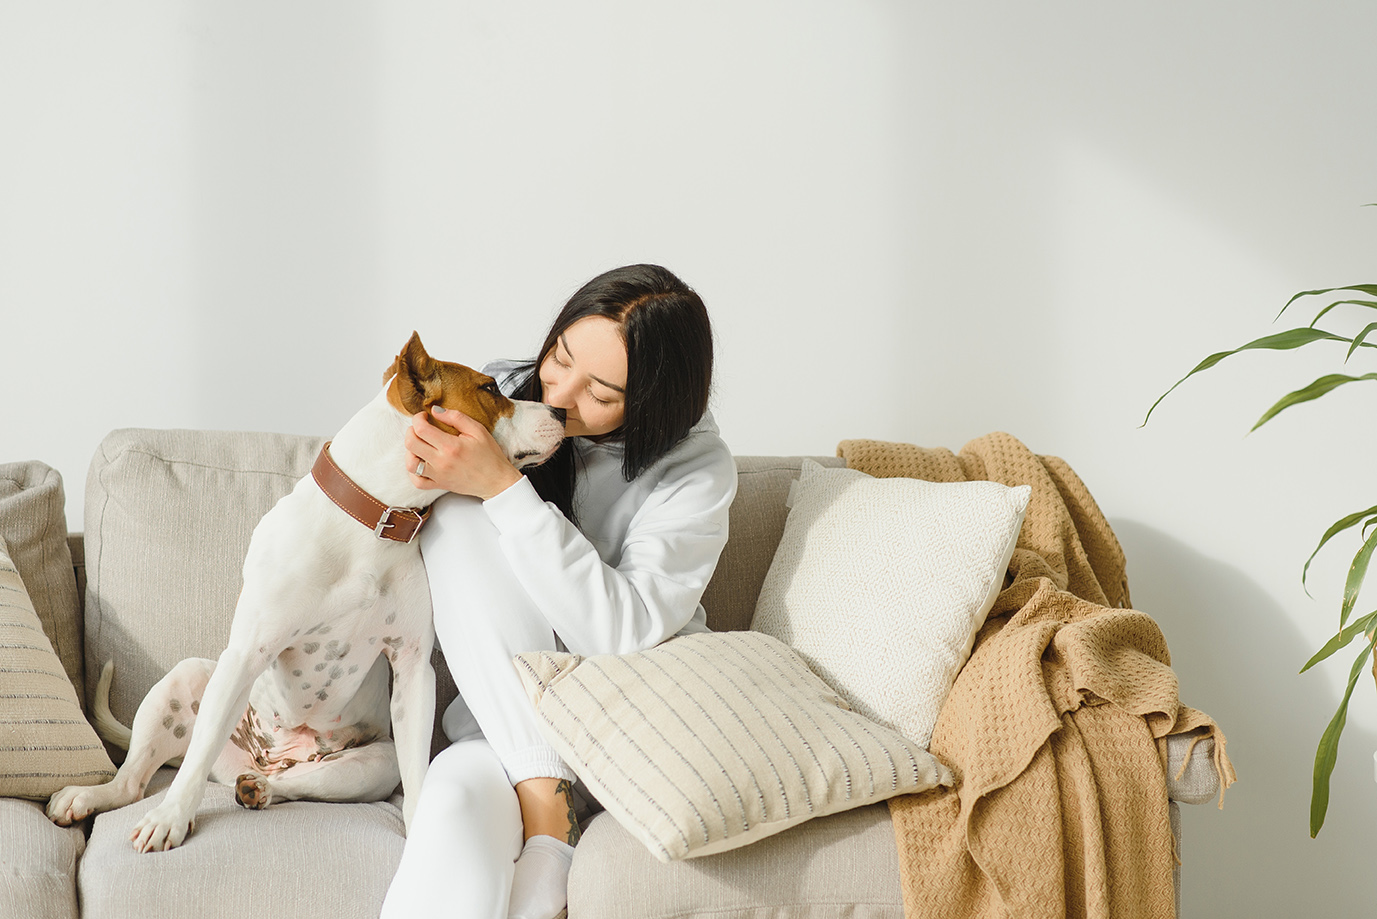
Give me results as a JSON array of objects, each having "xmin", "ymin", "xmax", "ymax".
[{"xmin": 414, "ymin": 460, "xmax": 426, "ymax": 478}]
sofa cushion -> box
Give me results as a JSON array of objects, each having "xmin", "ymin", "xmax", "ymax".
[
  {"xmin": 751, "ymin": 460, "xmax": 1029, "ymax": 748},
  {"xmin": 0, "ymin": 535, "xmax": 115, "ymax": 798},
  {"xmin": 569, "ymin": 803, "xmax": 903, "ymax": 919},
  {"xmin": 699, "ymin": 456, "xmax": 844, "ymax": 632},
  {"xmin": 83, "ymin": 429, "xmax": 328, "ymax": 721},
  {"xmin": 515, "ymin": 631, "xmax": 950, "ymax": 862},
  {"xmin": 0, "ymin": 797, "xmax": 85, "ymax": 919},
  {"xmin": 82, "ymin": 427, "xmax": 481, "ymax": 763},
  {"xmin": 0, "ymin": 461, "xmax": 83, "ymax": 701},
  {"xmin": 79, "ymin": 774, "xmax": 404, "ymax": 919}
]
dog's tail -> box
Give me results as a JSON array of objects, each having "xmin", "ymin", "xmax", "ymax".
[
  {"xmin": 92, "ymin": 660, "xmax": 186, "ymax": 768},
  {"xmin": 91, "ymin": 660, "xmax": 133, "ymax": 752}
]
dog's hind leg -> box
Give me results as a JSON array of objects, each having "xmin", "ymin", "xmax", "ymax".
[
  {"xmin": 47, "ymin": 658, "xmax": 215, "ymax": 826},
  {"xmin": 234, "ymin": 739, "xmax": 403, "ymax": 809},
  {"xmin": 130, "ymin": 643, "xmax": 267, "ymax": 852}
]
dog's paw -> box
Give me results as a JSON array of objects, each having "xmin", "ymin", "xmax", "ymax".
[
  {"xmin": 48, "ymin": 781, "xmax": 133, "ymax": 826},
  {"xmin": 47, "ymin": 784, "xmax": 94, "ymax": 826},
  {"xmin": 130, "ymin": 801, "xmax": 195, "ymax": 853},
  {"xmin": 235, "ymin": 772, "xmax": 272, "ymax": 810}
]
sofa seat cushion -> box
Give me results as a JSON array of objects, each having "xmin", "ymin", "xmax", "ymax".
[
  {"xmin": 79, "ymin": 775, "xmax": 405, "ymax": 919},
  {"xmin": 568, "ymin": 803, "xmax": 903, "ymax": 919},
  {"xmin": 0, "ymin": 797, "xmax": 85, "ymax": 919}
]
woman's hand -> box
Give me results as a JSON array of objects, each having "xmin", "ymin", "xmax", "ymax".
[{"xmin": 405, "ymin": 406, "xmax": 523, "ymax": 500}]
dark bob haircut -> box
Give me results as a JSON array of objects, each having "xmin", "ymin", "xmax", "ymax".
[{"xmin": 512, "ymin": 264, "xmax": 713, "ymax": 523}]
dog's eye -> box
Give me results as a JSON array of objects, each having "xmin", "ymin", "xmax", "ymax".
[{"xmin": 480, "ymin": 381, "xmax": 499, "ymax": 396}]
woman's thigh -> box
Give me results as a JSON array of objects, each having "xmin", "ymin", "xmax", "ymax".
[
  {"xmin": 421, "ymin": 494, "xmax": 558, "ymax": 748},
  {"xmin": 421, "ymin": 494, "xmax": 557, "ymax": 651}
]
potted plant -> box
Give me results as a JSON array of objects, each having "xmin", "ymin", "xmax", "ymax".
[{"xmin": 1143, "ymin": 281, "xmax": 1377, "ymax": 837}]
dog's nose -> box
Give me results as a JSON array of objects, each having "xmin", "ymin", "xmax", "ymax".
[{"xmin": 549, "ymin": 407, "xmax": 567, "ymax": 424}]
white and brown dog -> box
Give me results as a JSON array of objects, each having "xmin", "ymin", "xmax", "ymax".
[{"xmin": 46, "ymin": 333, "xmax": 564, "ymax": 852}]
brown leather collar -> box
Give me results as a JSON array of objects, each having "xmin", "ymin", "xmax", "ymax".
[{"xmin": 311, "ymin": 442, "xmax": 431, "ymax": 544}]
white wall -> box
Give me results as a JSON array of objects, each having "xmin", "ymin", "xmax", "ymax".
[{"xmin": 4, "ymin": 2, "xmax": 1375, "ymax": 913}]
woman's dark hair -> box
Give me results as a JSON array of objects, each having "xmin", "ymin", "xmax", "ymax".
[{"xmin": 513, "ymin": 264, "xmax": 713, "ymax": 522}]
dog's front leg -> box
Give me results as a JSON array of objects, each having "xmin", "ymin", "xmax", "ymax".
[
  {"xmin": 129, "ymin": 645, "xmax": 263, "ymax": 852},
  {"xmin": 387, "ymin": 635, "xmax": 436, "ymax": 833}
]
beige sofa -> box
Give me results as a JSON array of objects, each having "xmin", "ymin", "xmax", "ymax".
[{"xmin": 1, "ymin": 429, "xmax": 1219, "ymax": 919}]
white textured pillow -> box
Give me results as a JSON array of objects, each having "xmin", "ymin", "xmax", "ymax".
[
  {"xmin": 750, "ymin": 460, "xmax": 1030, "ymax": 749},
  {"xmin": 514, "ymin": 631, "xmax": 951, "ymax": 862}
]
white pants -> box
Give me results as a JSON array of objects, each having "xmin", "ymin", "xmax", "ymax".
[
  {"xmin": 380, "ymin": 739, "xmax": 523, "ymax": 917},
  {"xmin": 380, "ymin": 494, "xmax": 575, "ymax": 918}
]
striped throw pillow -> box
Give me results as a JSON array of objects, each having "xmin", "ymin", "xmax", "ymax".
[
  {"xmin": 0, "ymin": 537, "xmax": 116, "ymax": 799},
  {"xmin": 514, "ymin": 631, "xmax": 951, "ymax": 862}
]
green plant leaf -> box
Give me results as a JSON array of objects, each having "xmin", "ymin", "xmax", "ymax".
[
  {"xmin": 1310, "ymin": 300, "xmax": 1377, "ymax": 328},
  {"xmin": 1251, "ymin": 372, "xmax": 1377, "ymax": 431},
  {"xmin": 1279, "ymin": 285, "xmax": 1377, "ymax": 321},
  {"xmin": 1340, "ymin": 525, "xmax": 1377, "ymax": 628},
  {"xmin": 1303, "ymin": 506, "xmax": 1377, "ymax": 592},
  {"xmin": 1142, "ymin": 328, "xmax": 1352, "ymax": 426},
  {"xmin": 1310, "ymin": 632, "xmax": 1376, "ymax": 836},
  {"xmin": 1301, "ymin": 611, "xmax": 1377, "ymax": 673},
  {"xmin": 1345, "ymin": 322, "xmax": 1377, "ymax": 361}
]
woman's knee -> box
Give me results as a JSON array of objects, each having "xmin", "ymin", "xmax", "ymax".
[{"xmin": 414, "ymin": 740, "xmax": 521, "ymax": 824}]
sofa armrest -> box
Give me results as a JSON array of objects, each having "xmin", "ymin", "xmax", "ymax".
[{"xmin": 1163, "ymin": 728, "xmax": 1220, "ymax": 805}]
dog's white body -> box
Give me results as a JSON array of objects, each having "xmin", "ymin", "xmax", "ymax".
[{"xmin": 48, "ymin": 343, "xmax": 564, "ymax": 852}]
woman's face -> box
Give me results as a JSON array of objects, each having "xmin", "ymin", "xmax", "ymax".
[{"xmin": 538, "ymin": 316, "xmax": 628, "ymax": 438}]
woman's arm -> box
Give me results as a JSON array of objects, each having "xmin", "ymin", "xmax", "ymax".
[{"xmin": 481, "ymin": 438, "xmax": 737, "ymax": 657}]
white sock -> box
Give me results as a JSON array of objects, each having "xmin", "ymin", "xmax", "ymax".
[{"xmin": 507, "ymin": 834, "xmax": 575, "ymax": 919}]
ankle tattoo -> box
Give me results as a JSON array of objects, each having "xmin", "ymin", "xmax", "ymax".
[{"xmin": 556, "ymin": 779, "xmax": 581, "ymax": 846}]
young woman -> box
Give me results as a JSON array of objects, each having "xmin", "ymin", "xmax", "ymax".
[{"xmin": 379, "ymin": 265, "xmax": 737, "ymax": 919}]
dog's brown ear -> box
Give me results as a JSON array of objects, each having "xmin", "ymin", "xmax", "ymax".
[
  {"xmin": 384, "ymin": 331, "xmax": 426, "ymax": 384},
  {"xmin": 391, "ymin": 332, "xmax": 443, "ymax": 415}
]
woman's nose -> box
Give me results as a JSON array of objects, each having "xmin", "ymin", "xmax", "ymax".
[{"xmin": 544, "ymin": 377, "xmax": 578, "ymax": 408}]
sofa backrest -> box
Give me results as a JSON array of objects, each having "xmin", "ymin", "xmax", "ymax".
[
  {"xmin": 83, "ymin": 429, "xmax": 327, "ymax": 724},
  {"xmin": 698, "ymin": 456, "xmax": 843, "ymax": 631},
  {"xmin": 80, "ymin": 428, "xmax": 839, "ymax": 754}
]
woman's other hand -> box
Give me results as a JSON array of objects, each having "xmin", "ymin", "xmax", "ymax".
[{"xmin": 405, "ymin": 406, "xmax": 523, "ymax": 500}]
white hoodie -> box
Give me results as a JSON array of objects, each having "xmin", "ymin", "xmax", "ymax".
[{"xmin": 478, "ymin": 360, "xmax": 737, "ymax": 656}]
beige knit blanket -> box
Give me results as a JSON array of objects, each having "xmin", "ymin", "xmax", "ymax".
[{"xmin": 838, "ymin": 433, "xmax": 1235, "ymax": 919}]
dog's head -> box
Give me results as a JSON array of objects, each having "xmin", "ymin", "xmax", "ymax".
[{"xmin": 384, "ymin": 332, "xmax": 565, "ymax": 469}]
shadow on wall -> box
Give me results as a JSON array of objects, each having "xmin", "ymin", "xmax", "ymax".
[{"xmin": 1112, "ymin": 519, "xmax": 1377, "ymax": 914}]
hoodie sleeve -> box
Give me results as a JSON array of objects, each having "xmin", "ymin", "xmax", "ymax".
[{"xmin": 478, "ymin": 434, "xmax": 737, "ymax": 657}]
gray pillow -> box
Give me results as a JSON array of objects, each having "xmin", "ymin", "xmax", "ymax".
[{"xmin": 0, "ymin": 461, "xmax": 83, "ymax": 702}]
